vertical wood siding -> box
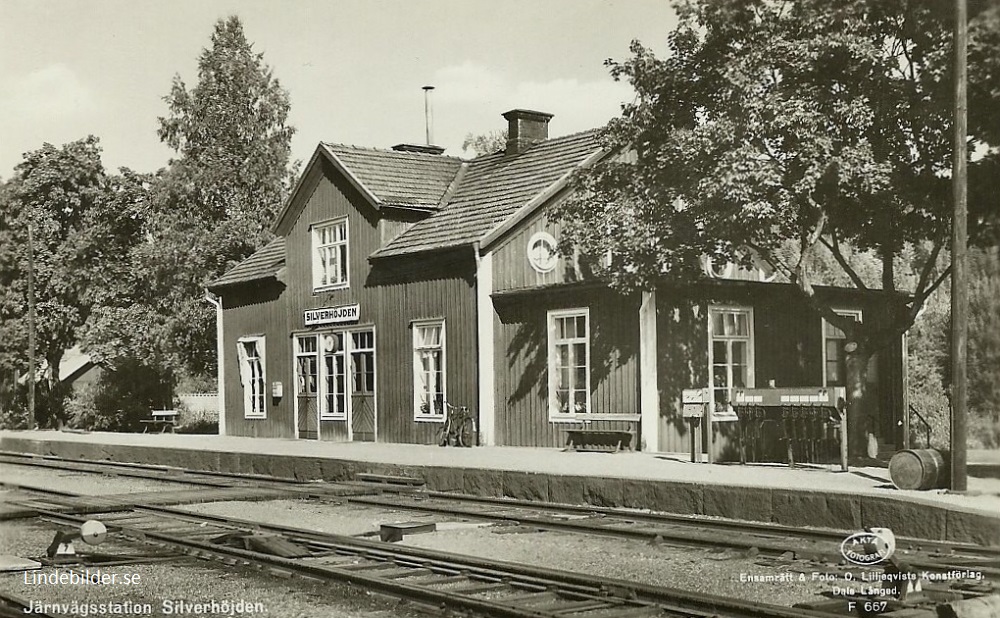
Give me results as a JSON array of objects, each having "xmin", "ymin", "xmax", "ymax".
[
  {"xmin": 493, "ymin": 287, "xmax": 639, "ymax": 447},
  {"xmin": 220, "ymin": 158, "xmax": 477, "ymax": 444},
  {"xmin": 491, "ymin": 202, "xmax": 590, "ymax": 292},
  {"xmin": 221, "ymin": 282, "xmax": 292, "ymax": 438},
  {"xmin": 654, "ymin": 285, "xmax": 906, "ymax": 458}
]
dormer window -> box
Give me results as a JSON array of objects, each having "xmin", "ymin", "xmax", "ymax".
[{"xmin": 313, "ymin": 218, "xmax": 349, "ymax": 291}]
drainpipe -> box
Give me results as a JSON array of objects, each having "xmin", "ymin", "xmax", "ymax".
[{"xmin": 204, "ymin": 290, "xmax": 226, "ymax": 436}]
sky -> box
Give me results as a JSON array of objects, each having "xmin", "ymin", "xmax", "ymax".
[{"xmin": 0, "ymin": 0, "xmax": 678, "ymax": 179}]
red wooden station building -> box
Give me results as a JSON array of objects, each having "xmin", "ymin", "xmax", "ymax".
[{"xmin": 207, "ymin": 109, "xmax": 907, "ymax": 459}]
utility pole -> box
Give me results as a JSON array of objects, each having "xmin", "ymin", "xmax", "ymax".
[
  {"xmin": 27, "ymin": 218, "xmax": 37, "ymax": 430},
  {"xmin": 950, "ymin": 0, "xmax": 968, "ymax": 492}
]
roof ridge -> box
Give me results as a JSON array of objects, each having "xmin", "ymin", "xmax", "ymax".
[
  {"xmin": 323, "ymin": 142, "xmax": 464, "ymax": 161},
  {"xmin": 463, "ymin": 127, "xmax": 605, "ymax": 162}
]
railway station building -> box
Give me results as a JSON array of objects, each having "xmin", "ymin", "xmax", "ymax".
[{"xmin": 207, "ymin": 109, "xmax": 908, "ymax": 459}]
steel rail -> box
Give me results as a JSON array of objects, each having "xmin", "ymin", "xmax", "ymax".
[
  {"xmin": 0, "ymin": 451, "xmax": 313, "ymax": 489},
  {"xmin": 33, "ymin": 505, "xmax": 847, "ymax": 618},
  {"xmin": 348, "ymin": 494, "xmax": 1000, "ymax": 580},
  {"xmin": 414, "ymin": 491, "xmax": 1000, "ymax": 558},
  {"xmin": 0, "ymin": 590, "xmax": 59, "ymax": 618},
  {"xmin": 7, "ymin": 450, "xmax": 997, "ymax": 558}
]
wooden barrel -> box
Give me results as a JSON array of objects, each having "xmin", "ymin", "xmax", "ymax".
[{"xmin": 889, "ymin": 449, "xmax": 948, "ymax": 490}]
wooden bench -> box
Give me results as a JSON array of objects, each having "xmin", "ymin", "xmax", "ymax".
[
  {"xmin": 140, "ymin": 410, "xmax": 179, "ymax": 433},
  {"xmin": 564, "ymin": 429, "xmax": 634, "ymax": 453}
]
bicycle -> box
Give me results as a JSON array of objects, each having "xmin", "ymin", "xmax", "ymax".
[{"xmin": 437, "ymin": 402, "xmax": 476, "ymax": 447}]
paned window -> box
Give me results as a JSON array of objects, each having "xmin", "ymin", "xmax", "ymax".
[
  {"xmin": 320, "ymin": 332, "xmax": 346, "ymax": 420},
  {"xmin": 351, "ymin": 330, "xmax": 375, "ymax": 394},
  {"xmin": 295, "ymin": 335, "xmax": 318, "ymax": 396},
  {"xmin": 548, "ymin": 308, "xmax": 590, "ymax": 417},
  {"xmin": 709, "ymin": 307, "xmax": 753, "ymax": 411},
  {"xmin": 823, "ymin": 310, "xmax": 862, "ymax": 387},
  {"xmin": 236, "ymin": 336, "xmax": 266, "ymax": 419},
  {"xmin": 413, "ymin": 320, "xmax": 445, "ymax": 419},
  {"xmin": 312, "ymin": 218, "xmax": 349, "ymax": 290}
]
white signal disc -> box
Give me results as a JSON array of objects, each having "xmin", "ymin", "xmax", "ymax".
[{"xmin": 80, "ymin": 520, "xmax": 107, "ymax": 545}]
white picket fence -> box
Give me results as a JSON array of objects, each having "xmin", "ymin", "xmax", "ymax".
[{"xmin": 176, "ymin": 393, "xmax": 219, "ymax": 423}]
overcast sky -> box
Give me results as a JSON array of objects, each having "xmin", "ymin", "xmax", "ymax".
[{"xmin": 0, "ymin": 1, "xmax": 677, "ymax": 179}]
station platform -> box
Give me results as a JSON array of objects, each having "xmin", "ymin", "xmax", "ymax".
[{"xmin": 2, "ymin": 429, "xmax": 999, "ymax": 546}]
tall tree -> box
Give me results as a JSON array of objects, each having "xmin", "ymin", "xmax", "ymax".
[
  {"xmin": 462, "ymin": 130, "xmax": 508, "ymax": 157},
  {"xmin": 0, "ymin": 137, "xmax": 111, "ymax": 426},
  {"xmin": 553, "ymin": 0, "xmax": 1000, "ymax": 454},
  {"xmin": 85, "ymin": 16, "xmax": 296, "ymax": 378}
]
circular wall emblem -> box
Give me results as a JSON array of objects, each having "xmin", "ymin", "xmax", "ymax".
[{"xmin": 527, "ymin": 231, "xmax": 558, "ymax": 274}]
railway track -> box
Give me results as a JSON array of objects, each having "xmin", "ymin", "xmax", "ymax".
[
  {"xmin": 4, "ymin": 450, "xmax": 999, "ymax": 582},
  {"xmin": 0, "ymin": 590, "xmax": 57, "ymax": 618},
  {"xmin": 29, "ymin": 501, "xmax": 846, "ymax": 618},
  {"xmin": 347, "ymin": 492, "xmax": 1000, "ymax": 580}
]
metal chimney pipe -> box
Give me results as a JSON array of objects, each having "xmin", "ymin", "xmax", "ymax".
[{"xmin": 422, "ymin": 85, "xmax": 435, "ymax": 145}]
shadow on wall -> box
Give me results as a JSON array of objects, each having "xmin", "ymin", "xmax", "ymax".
[
  {"xmin": 657, "ymin": 299, "xmax": 708, "ymax": 440},
  {"xmin": 500, "ymin": 289, "xmax": 638, "ymax": 413}
]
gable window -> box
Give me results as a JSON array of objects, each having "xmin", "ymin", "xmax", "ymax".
[
  {"xmin": 708, "ymin": 307, "xmax": 754, "ymax": 412},
  {"xmin": 236, "ymin": 336, "xmax": 266, "ymax": 419},
  {"xmin": 548, "ymin": 308, "xmax": 590, "ymax": 417},
  {"xmin": 413, "ymin": 320, "xmax": 445, "ymax": 420},
  {"xmin": 312, "ymin": 218, "xmax": 349, "ymax": 291},
  {"xmin": 822, "ymin": 310, "xmax": 862, "ymax": 387}
]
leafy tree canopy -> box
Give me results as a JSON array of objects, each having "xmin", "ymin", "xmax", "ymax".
[
  {"xmin": 552, "ymin": 0, "xmax": 1000, "ymax": 454},
  {"xmin": 555, "ymin": 0, "xmax": 999, "ymax": 345},
  {"xmin": 462, "ymin": 130, "xmax": 508, "ymax": 157},
  {"xmin": 0, "ymin": 137, "xmax": 113, "ymax": 425},
  {"xmin": 83, "ymin": 15, "xmax": 297, "ymax": 378}
]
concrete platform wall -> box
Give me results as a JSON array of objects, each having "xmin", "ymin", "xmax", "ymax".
[{"xmin": 3, "ymin": 435, "xmax": 998, "ymax": 546}]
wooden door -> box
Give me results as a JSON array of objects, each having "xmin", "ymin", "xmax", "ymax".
[
  {"xmin": 350, "ymin": 329, "xmax": 376, "ymax": 442},
  {"xmin": 295, "ymin": 335, "xmax": 319, "ymax": 439}
]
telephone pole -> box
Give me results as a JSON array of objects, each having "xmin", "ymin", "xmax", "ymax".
[
  {"xmin": 950, "ymin": 0, "xmax": 968, "ymax": 492},
  {"xmin": 27, "ymin": 218, "xmax": 37, "ymax": 430}
]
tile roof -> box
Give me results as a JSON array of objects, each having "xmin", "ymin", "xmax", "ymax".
[
  {"xmin": 373, "ymin": 129, "xmax": 603, "ymax": 257},
  {"xmin": 322, "ymin": 144, "xmax": 464, "ymax": 210},
  {"xmin": 208, "ymin": 238, "xmax": 286, "ymax": 289}
]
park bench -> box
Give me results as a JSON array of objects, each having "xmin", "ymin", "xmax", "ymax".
[
  {"xmin": 564, "ymin": 429, "xmax": 634, "ymax": 453},
  {"xmin": 140, "ymin": 409, "xmax": 179, "ymax": 433}
]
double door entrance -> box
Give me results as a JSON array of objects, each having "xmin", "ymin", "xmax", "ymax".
[{"xmin": 294, "ymin": 328, "xmax": 376, "ymax": 441}]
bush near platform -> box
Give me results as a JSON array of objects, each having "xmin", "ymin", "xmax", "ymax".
[{"xmin": 66, "ymin": 359, "xmax": 171, "ymax": 432}]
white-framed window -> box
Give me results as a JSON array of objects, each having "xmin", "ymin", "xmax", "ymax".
[
  {"xmin": 527, "ymin": 231, "xmax": 558, "ymax": 273},
  {"xmin": 295, "ymin": 335, "xmax": 319, "ymax": 398},
  {"xmin": 236, "ymin": 336, "xmax": 266, "ymax": 419},
  {"xmin": 320, "ymin": 332, "xmax": 347, "ymax": 420},
  {"xmin": 413, "ymin": 319, "xmax": 446, "ymax": 420},
  {"xmin": 708, "ymin": 306, "xmax": 754, "ymax": 412},
  {"xmin": 822, "ymin": 309, "xmax": 862, "ymax": 387},
  {"xmin": 312, "ymin": 218, "xmax": 349, "ymax": 291},
  {"xmin": 548, "ymin": 308, "xmax": 591, "ymax": 418}
]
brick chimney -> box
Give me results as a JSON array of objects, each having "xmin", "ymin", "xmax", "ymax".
[{"xmin": 503, "ymin": 109, "xmax": 553, "ymax": 155}]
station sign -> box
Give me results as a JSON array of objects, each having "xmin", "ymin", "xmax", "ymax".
[{"xmin": 304, "ymin": 304, "xmax": 360, "ymax": 326}]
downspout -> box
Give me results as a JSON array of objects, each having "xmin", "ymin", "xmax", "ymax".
[{"xmin": 204, "ymin": 290, "xmax": 226, "ymax": 436}]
